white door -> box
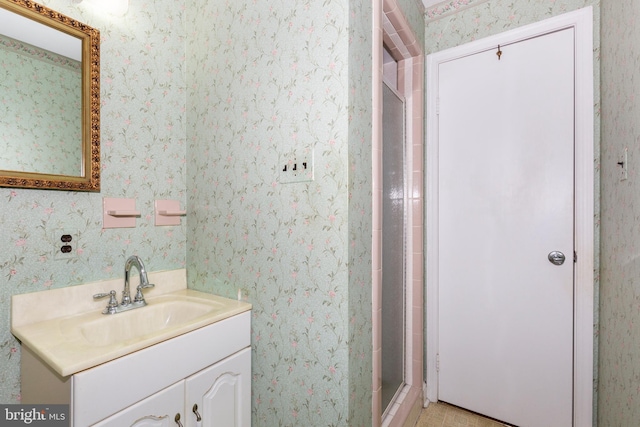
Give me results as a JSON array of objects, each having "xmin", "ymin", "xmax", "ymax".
[{"xmin": 437, "ymin": 28, "xmax": 575, "ymax": 426}]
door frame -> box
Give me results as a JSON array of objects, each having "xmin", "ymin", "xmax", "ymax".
[{"xmin": 425, "ymin": 7, "xmax": 594, "ymax": 426}]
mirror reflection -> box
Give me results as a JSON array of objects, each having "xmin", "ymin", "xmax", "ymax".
[
  {"xmin": 0, "ymin": 0, "xmax": 100, "ymax": 191},
  {"xmin": 0, "ymin": 8, "xmax": 82, "ymax": 176}
]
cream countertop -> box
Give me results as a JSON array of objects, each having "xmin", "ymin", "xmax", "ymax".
[{"xmin": 11, "ymin": 269, "xmax": 251, "ymax": 377}]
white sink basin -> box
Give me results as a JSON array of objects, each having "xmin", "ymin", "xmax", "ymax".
[
  {"xmin": 12, "ymin": 286, "xmax": 251, "ymax": 377},
  {"xmin": 63, "ymin": 296, "xmax": 225, "ymax": 347}
]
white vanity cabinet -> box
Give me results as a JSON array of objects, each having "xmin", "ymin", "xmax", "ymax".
[
  {"xmin": 94, "ymin": 348, "xmax": 251, "ymax": 427},
  {"xmin": 21, "ymin": 311, "xmax": 251, "ymax": 427}
]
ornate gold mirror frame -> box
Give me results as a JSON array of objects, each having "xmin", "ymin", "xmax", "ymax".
[{"xmin": 0, "ymin": 0, "xmax": 100, "ymax": 191}]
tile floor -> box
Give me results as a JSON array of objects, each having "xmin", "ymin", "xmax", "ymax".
[{"xmin": 415, "ymin": 402, "xmax": 508, "ymax": 427}]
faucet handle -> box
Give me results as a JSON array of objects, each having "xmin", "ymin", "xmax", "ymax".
[
  {"xmin": 94, "ymin": 290, "xmax": 118, "ymax": 314},
  {"xmin": 133, "ymin": 283, "xmax": 155, "ymax": 304}
]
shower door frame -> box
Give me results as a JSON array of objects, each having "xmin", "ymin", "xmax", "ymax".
[
  {"xmin": 372, "ymin": 1, "xmax": 425, "ymax": 426},
  {"xmin": 380, "ymin": 78, "xmax": 408, "ymax": 418}
]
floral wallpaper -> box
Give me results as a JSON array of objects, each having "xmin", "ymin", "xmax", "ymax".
[
  {"xmin": 185, "ymin": 0, "xmax": 376, "ymax": 424},
  {"xmin": 0, "ymin": 0, "xmax": 187, "ymax": 404},
  {"xmin": 599, "ymin": 1, "xmax": 640, "ymax": 425},
  {"xmin": 348, "ymin": 1, "xmax": 374, "ymax": 425},
  {"xmin": 0, "ymin": 34, "xmax": 82, "ymax": 176},
  {"xmin": 424, "ymin": 0, "xmax": 602, "ymax": 425},
  {"xmin": 424, "ymin": 0, "xmax": 601, "ymax": 53},
  {"xmin": 425, "ymin": 0, "xmax": 488, "ymax": 20}
]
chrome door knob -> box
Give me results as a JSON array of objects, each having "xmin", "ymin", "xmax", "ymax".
[{"xmin": 548, "ymin": 251, "xmax": 566, "ymax": 266}]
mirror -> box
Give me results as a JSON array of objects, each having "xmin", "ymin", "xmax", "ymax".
[{"xmin": 0, "ymin": 0, "xmax": 100, "ymax": 191}]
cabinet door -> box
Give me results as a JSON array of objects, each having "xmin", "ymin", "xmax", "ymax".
[
  {"xmin": 185, "ymin": 348, "xmax": 251, "ymax": 427},
  {"xmin": 92, "ymin": 381, "xmax": 184, "ymax": 427}
]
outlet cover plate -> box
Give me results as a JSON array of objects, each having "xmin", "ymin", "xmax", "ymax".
[{"xmin": 52, "ymin": 229, "xmax": 79, "ymax": 260}]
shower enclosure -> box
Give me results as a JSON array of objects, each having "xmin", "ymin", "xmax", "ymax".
[{"xmin": 381, "ymin": 81, "xmax": 406, "ymax": 415}]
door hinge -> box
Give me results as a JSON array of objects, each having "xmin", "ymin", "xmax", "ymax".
[
  {"xmin": 574, "ymin": 251, "xmax": 577, "ymax": 263},
  {"xmin": 436, "ymin": 353, "xmax": 440, "ymax": 372}
]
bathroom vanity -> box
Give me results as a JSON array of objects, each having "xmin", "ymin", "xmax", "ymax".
[{"xmin": 12, "ymin": 269, "xmax": 252, "ymax": 426}]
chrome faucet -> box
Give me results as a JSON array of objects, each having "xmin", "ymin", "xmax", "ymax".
[
  {"xmin": 123, "ymin": 255, "xmax": 153, "ymax": 306},
  {"xmin": 93, "ymin": 255, "xmax": 155, "ymax": 314}
]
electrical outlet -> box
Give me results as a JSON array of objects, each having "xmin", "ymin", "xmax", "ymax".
[
  {"xmin": 279, "ymin": 150, "xmax": 314, "ymax": 184},
  {"xmin": 53, "ymin": 229, "xmax": 79, "ymax": 260}
]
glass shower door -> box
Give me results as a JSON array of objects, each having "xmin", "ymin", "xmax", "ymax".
[{"xmin": 381, "ymin": 82, "xmax": 406, "ymax": 414}]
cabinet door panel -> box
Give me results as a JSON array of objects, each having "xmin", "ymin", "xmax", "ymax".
[
  {"xmin": 185, "ymin": 348, "xmax": 251, "ymax": 427},
  {"xmin": 92, "ymin": 381, "xmax": 184, "ymax": 427}
]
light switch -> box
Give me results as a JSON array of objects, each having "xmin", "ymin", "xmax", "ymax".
[{"xmin": 279, "ymin": 150, "xmax": 314, "ymax": 184}]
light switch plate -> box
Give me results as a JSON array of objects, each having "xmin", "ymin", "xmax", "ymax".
[{"xmin": 279, "ymin": 150, "xmax": 314, "ymax": 184}]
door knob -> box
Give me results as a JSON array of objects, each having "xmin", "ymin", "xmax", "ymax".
[{"xmin": 548, "ymin": 251, "xmax": 566, "ymax": 266}]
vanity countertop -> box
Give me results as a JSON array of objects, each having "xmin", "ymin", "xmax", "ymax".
[{"xmin": 11, "ymin": 269, "xmax": 251, "ymax": 377}]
